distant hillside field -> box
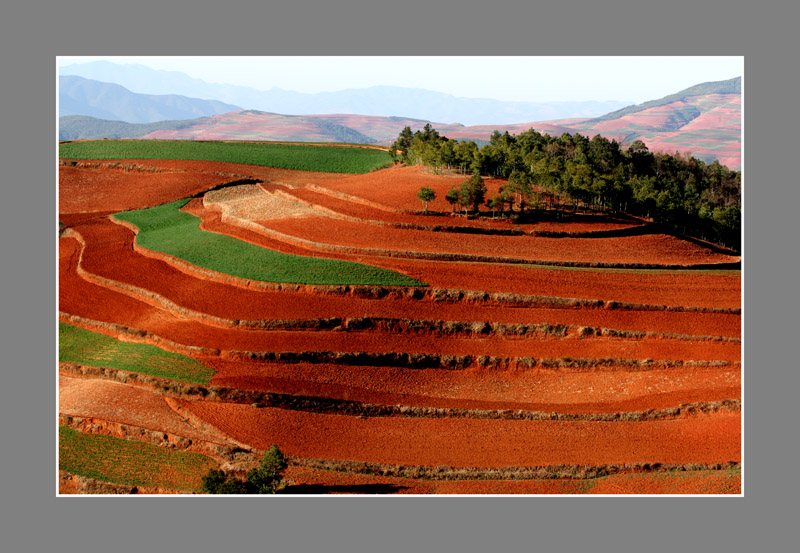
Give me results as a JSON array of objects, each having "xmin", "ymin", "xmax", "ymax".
[
  {"xmin": 141, "ymin": 110, "xmax": 377, "ymax": 144},
  {"xmin": 59, "ymin": 139, "xmax": 393, "ymax": 174}
]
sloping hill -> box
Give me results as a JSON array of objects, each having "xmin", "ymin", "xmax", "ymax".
[
  {"xmin": 59, "ymin": 75, "xmax": 242, "ymax": 124},
  {"xmin": 138, "ymin": 111, "xmax": 583, "ymax": 145},
  {"xmin": 565, "ymin": 77, "xmax": 741, "ymax": 168},
  {"xmin": 140, "ymin": 110, "xmax": 377, "ymax": 144},
  {"xmin": 583, "ymin": 77, "xmax": 740, "ymax": 124},
  {"xmin": 58, "ymin": 115, "xmax": 215, "ymax": 140}
]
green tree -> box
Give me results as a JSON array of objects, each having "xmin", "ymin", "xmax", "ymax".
[
  {"xmin": 486, "ymin": 194, "xmax": 503, "ymax": 218},
  {"xmin": 445, "ymin": 185, "xmax": 460, "ymax": 212},
  {"xmin": 202, "ymin": 444, "xmax": 288, "ymax": 494},
  {"xmin": 506, "ymin": 169, "xmax": 532, "ymax": 211},
  {"xmin": 454, "ymin": 141, "xmax": 478, "ymax": 174},
  {"xmin": 457, "ymin": 172, "xmax": 486, "ymax": 215},
  {"xmin": 417, "ymin": 186, "xmax": 436, "ymax": 212},
  {"xmin": 201, "ymin": 469, "xmax": 228, "ymax": 493},
  {"xmin": 246, "ymin": 444, "xmax": 288, "ymax": 494},
  {"xmin": 394, "ymin": 126, "xmax": 414, "ymax": 162},
  {"xmin": 440, "ymin": 139, "xmax": 456, "ymax": 173}
]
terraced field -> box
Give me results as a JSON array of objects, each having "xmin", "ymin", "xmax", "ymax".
[{"xmin": 58, "ymin": 144, "xmax": 741, "ymax": 494}]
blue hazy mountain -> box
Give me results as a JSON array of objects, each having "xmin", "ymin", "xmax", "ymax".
[
  {"xmin": 59, "ymin": 61, "xmax": 631, "ymax": 126},
  {"xmin": 59, "ymin": 75, "xmax": 242, "ymax": 124}
]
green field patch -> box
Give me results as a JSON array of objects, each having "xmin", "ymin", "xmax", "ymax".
[
  {"xmin": 59, "ymin": 426, "xmax": 218, "ymax": 492},
  {"xmin": 59, "ymin": 322, "xmax": 215, "ymax": 384},
  {"xmin": 113, "ymin": 199, "xmax": 426, "ymax": 286},
  {"xmin": 59, "ymin": 140, "xmax": 392, "ymax": 174}
]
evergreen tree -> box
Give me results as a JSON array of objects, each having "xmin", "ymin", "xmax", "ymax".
[{"xmin": 417, "ymin": 186, "xmax": 436, "ymax": 212}]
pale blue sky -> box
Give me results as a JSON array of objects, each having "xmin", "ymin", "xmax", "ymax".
[{"xmin": 58, "ymin": 56, "xmax": 742, "ymax": 104}]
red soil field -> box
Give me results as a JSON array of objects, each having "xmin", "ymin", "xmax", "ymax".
[
  {"xmin": 591, "ymin": 101, "xmax": 693, "ymax": 132},
  {"xmin": 177, "ymin": 202, "xmax": 742, "ymax": 308},
  {"xmin": 59, "ymin": 160, "xmax": 740, "ymax": 305},
  {"xmin": 640, "ymin": 133, "xmax": 742, "ymax": 173},
  {"xmin": 278, "ymin": 184, "xmax": 644, "ymax": 234},
  {"xmin": 583, "ymin": 469, "xmax": 740, "ymax": 494},
  {"xmin": 61, "ymin": 230, "xmax": 740, "ymax": 413},
  {"xmin": 59, "ymin": 164, "xmax": 233, "ymax": 215},
  {"xmin": 59, "ymin": 376, "xmax": 222, "ymax": 444},
  {"xmin": 205, "ymin": 358, "xmax": 740, "ymax": 414},
  {"xmin": 143, "ymin": 112, "xmax": 337, "ymax": 142},
  {"xmin": 58, "ymin": 156, "xmax": 741, "ymax": 494},
  {"xmin": 59, "ymin": 288, "xmax": 742, "ymax": 366},
  {"xmin": 174, "ymin": 400, "xmax": 740, "ymax": 468},
  {"xmin": 301, "ymin": 165, "xmax": 496, "ymax": 213},
  {"xmin": 59, "ymin": 158, "xmax": 354, "ymax": 199},
  {"xmin": 71, "ymin": 217, "xmax": 741, "ymax": 336},
  {"xmin": 59, "ymin": 239, "xmax": 743, "ymax": 360},
  {"xmin": 277, "ymin": 186, "xmax": 503, "ymax": 229},
  {"xmin": 369, "ymin": 258, "xmax": 741, "ymax": 309},
  {"xmin": 282, "ymin": 466, "xmax": 740, "ymax": 495},
  {"xmin": 257, "ymin": 215, "xmax": 738, "ymax": 266},
  {"xmin": 60, "ymin": 237, "xmax": 178, "ymax": 333},
  {"xmin": 680, "ymin": 110, "xmax": 740, "ymax": 131},
  {"xmin": 680, "ymin": 94, "xmax": 741, "ymax": 131}
]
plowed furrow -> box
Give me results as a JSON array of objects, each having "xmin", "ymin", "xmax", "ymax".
[
  {"xmin": 61, "ymin": 362, "xmax": 740, "ymax": 418},
  {"xmin": 202, "ymin": 358, "xmax": 741, "ymax": 412},
  {"xmin": 75, "ymin": 216, "xmax": 741, "ymax": 335},
  {"xmin": 188, "ymin": 203, "xmax": 740, "ymax": 308},
  {"xmin": 174, "ymin": 400, "xmax": 741, "ymax": 468}
]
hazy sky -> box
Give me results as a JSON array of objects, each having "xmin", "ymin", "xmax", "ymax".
[{"xmin": 58, "ymin": 56, "xmax": 742, "ymax": 104}]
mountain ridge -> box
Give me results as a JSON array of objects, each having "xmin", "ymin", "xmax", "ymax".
[
  {"xmin": 59, "ymin": 61, "xmax": 632, "ymax": 126},
  {"xmin": 59, "ymin": 75, "xmax": 242, "ymax": 124},
  {"xmin": 57, "ymin": 71, "xmax": 741, "ymax": 169}
]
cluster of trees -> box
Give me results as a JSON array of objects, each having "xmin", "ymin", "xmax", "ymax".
[
  {"xmin": 392, "ymin": 124, "xmax": 478, "ymax": 175},
  {"xmin": 445, "ymin": 173, "xmax": 487, "ymax": 215},
  {"xmin": 393, "ymin": 125, "xmax": 741, "ymax": 250},
  {"xmin": 202, "ymin": 444, "xmax": 287, "ymax": 494}
]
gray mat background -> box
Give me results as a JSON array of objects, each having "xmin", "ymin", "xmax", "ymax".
[{"xmin": 2, "ymin": 1, "xmax": 795, "ymax": 551}]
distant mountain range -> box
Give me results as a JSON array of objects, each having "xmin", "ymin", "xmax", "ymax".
[
  {"xmin": 57, "ymin": 64, "xmax": 741, "ymax": 169},
  {"xmin": 59, "ymin": 61, "xmax": 631, "ymax": 126},
  {"xmin": 59, "ymin": 75, "xmax": 242, "ymax": 124}
]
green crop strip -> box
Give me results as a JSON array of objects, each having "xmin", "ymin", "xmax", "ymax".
[
  {"xmin": 59, "ymin": 426, "xmax": 218, "ymax": 492},
  {"xmin": 113, "ymin": 198, "xmax": 426, "ymax": 286},
  {"xmin": 59, "ymin": 140, "xmax": 392, "ymax": 174},
  {"xmin": 59, "ymin": 322, "xmax": 215, "ymax": 384}
]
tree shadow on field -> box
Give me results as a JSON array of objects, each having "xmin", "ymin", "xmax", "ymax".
[{"xmin": 282, "ymin": 483, "xmax": 409, "ymax": 495}]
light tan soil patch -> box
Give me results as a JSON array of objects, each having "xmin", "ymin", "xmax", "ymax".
[{"xmin": 204, "ymin": 184, "xmax": 322, "ymax": 221}]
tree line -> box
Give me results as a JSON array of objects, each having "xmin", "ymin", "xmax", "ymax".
[{"xmin": 393, "ymin": 124, "xmax": 741, "ymax": 251}]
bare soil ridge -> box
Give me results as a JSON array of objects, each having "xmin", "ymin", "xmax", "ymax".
[{"xmin": 60, "ymin": 362, "xmax": 740, "ymax": 421}]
